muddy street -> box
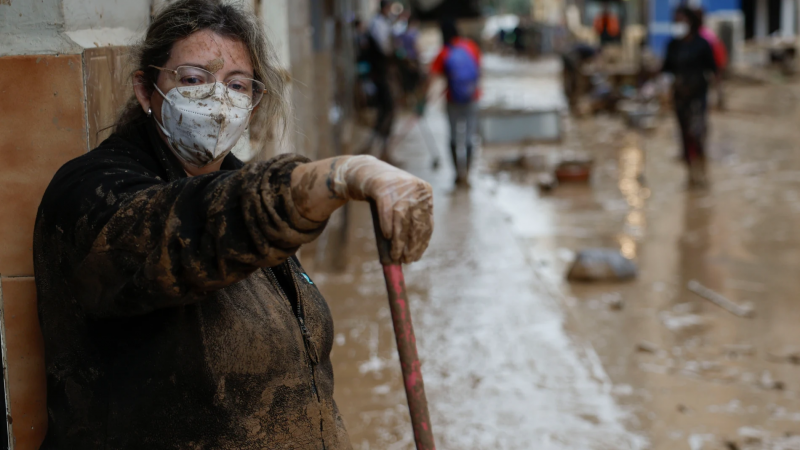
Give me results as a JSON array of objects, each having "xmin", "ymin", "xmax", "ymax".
[{"xmin": 306, "ymin": 56, "xmax": 800, "ymax": 449}]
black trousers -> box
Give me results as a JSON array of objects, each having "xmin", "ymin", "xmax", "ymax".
[
  {"xmin": 373, "ymin": 77, "xmax": 394, "ymax": 140},
  {"xmin": 674, "ymin": 94, "xmax": 708, "ymax": 163}
]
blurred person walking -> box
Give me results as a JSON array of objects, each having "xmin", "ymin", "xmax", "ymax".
[
  {"xmin": 32, "ymin": 1, "xmax": 433, "ymax": 448},
  {"xmin": 594, "ymin": 2, "xmax": 621, "ymax": 46},
  {"xmin": 361, "ymin": 0, "xmax": 397, "ymax": 159},
  {"xmin": 394, "ymin": 12, "xmax": 423, "ymax": 98},
  {"xmin": 421, "ymin": 19, "xmax": 482, "ymax": 186},
  {"xmin": 562, "ymin": 43, "xmax": 598, "ymax": 112},
  {"xmin": 662, "ymin": 5, "xmax": 718, "ymax": 188}
]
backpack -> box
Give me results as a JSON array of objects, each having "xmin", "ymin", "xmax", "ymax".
[{"xmin": 444, "ymin": 43, "xmax": 479, "ymax": 103}]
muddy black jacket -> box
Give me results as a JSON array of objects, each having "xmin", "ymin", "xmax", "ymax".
[
  {"xmin": 662, "ymin": 35, "xmax": 717, "ymax": 99},
  {"xmin": 33, "ymin": 120, "xmax": 352, "ymax": 449}
]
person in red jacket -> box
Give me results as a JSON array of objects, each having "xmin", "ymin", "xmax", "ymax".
[{"xmin": 422, "ymin": 19, "xmax": 482, "ymax": 186}]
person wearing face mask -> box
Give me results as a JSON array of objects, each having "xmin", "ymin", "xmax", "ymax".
[
  {"xmin": 662, "ymin": 6, "xmax": 718, "ymax": 188},
  {"xmin": 32, "ymin": 1, "xmax": 433, "ymax": 449}
]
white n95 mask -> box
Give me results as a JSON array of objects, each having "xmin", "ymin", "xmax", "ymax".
[
  {"xmin": 671, "ymin": 22, "xmax": 689, "ymax": 38},
  {"xmin": 153, "ymin": 83, "xmax": 251, "ymax": 168}
]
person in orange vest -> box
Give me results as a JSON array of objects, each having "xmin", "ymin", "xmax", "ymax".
[{"xmin": 594, "ymin": 2, "xmax": 621, "ymax": 46}]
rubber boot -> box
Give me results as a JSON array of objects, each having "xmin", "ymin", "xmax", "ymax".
[
  {"xmin": 463, "ymin": 144, "xmax": 474, "ymax": 187},
  {"xmin": 450, "ymin": 142, "xmax": 463, "ymax": 185}
]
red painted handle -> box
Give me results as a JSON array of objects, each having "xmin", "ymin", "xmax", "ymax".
[{"xmin": 369, "ymin": 200, "xmax": 436, "ymax": 450}]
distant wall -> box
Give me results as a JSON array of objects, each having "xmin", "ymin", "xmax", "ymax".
[{"xmin": 0, "ymin": 0, "xmax": 79, "ymax": 56}]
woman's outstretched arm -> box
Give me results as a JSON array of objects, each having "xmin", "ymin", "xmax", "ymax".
[{"xmin": 291, "ymin": 155, "xmax": 433, "ymax": 263}]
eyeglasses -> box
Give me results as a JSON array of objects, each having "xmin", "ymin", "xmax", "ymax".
[{"xmin": 149, "ymin": 65, "xmax": 266, "ymax": 110}]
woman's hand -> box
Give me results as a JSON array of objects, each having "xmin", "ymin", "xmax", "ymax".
[
  {"xmin": 291, "ymin": 156, "xmax": 433, "ymax": 264},
  {"xmin": 334, "ymin": 156, "xmax": 433, "ymax": 264}
]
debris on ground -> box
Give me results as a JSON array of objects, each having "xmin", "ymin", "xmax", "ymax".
[
  {"xmin": 767, "ymin": 346, "xmax": 800, "ymax": 365},
  {"xmin": 724, "ymin": 440, "xmax": 740, "ymax": 450},
  {"xmin": 637, "ymin": 341, "xmax": 659, "ymax": 353},
  {"xmin": 601, "ymin": 292, "xmax": 625, "ymax": 310},
  {"xmin": 759, "ymin": 370, "xmax": 785, "ymax": 391},
  {"xmin": 722, "ymin": 343, "xmax": 756, "ymax": 358},
  {"xmin": 659, "ymin": 311, "xmax": 710, "ymax": 334},
  {"xmin": 738, "ymin": 427, "xmax": 767, "ymax": 445},
  {"xmin": 721, "ymin": 430, "xmax": 800, "ymax": 450},
  {"xmin": 494, "ymin": 152, "xmax": 551, "ymax": 172},
  {"xmin": 680, "ymin": 360, "xmax": 726, "ymax": 381},
  {"xmin": 688, "ymin": 280, "xmax": 756, "ymax": 318},
  {"xmin": 566, "ymin": 248, "xmax": 638, "ymax": 282},
  {"xmin": 536, "ymin": 172, "xmax": 558, "ymax": 192},
  {"xmin": 555, "ymin": 159, "xmax": 593, "ymax": 183},
  {"xmin": 618, "ymin": 100, "xmax": 660, "ymax": 130}
]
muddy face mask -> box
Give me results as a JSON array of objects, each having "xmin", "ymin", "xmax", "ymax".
[
  {"xmin": 671, "ymin": 22, "xmax": 689, "ymax": 38},
  {"xmin": 153, "ymin": 83, "xmax": 251, "ymax": 168}
]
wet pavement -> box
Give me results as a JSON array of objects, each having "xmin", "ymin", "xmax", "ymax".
[{"xmin": 306, "ymin": 56, "xmax": 800, "ymax": 449}]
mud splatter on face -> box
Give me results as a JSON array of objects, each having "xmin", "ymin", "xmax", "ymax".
[{"xmin": 205, "ymin": 57, "xmax": 225, "ymax": 74}]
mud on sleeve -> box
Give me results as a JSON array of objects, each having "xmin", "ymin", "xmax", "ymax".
[{"xmin": 73, "ymin": 154, "xmax": 326, "ymax": 317}]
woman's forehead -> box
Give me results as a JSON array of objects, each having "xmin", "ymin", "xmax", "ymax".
[{"xmin": 169, "ymin": 30, "xmax": 252, "ymax": 74}]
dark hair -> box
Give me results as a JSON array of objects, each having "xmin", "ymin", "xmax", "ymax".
[
  {"xmin": 440, "ymin": 19, "xmax": 459, "ymax": 45},
  {"xmin": 675, "ymin": 5, "xmax": 702, "ymax": 34},
  {"xmin": 694, "ymin": 7, "xmax": 706, "ymax": 25},
  {"xmin": 116, "ymin": 0, "xmax": 289, "ymax": 149}
]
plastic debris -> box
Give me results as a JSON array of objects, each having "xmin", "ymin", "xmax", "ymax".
[
  {"xmin": 567, "ymin": 248, "xmax": 638, "ymax": 282},
  {"xmin": 687, "ymin": 280, "xmax": 755, "ymax": 318}
]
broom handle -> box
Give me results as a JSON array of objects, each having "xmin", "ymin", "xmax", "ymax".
[{"xmin": 369, "ymin": 200, "xmax": 436, "ymax": 450}]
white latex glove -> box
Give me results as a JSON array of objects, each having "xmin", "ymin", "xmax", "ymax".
[{"xmin": 331, "ymin": 156, "xmax": 433, "ymax": 263}]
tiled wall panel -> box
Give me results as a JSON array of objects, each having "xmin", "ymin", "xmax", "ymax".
[
  {"xmin": 0, "ymin": 54, "xmax": 87, "ymax": 276},
  {"xmin": 84, "ymin": 46, "xmax": 133, "ymax": 149},
  {"xmin": 1, "ymin": 277, "xmax": 47, "ymax": 450}
]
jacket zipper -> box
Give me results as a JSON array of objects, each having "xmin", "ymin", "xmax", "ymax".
[{"xmin": 264, "ymin": 262, "xmax": 326, "ymax": 447}]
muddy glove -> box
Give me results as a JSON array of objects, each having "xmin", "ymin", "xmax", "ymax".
[{"xmin": 331, "ymin": 156, "xmax": 433, "ymax": 263}]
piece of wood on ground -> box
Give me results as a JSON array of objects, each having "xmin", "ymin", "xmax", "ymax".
[{"xmin": 687, "ymin": 280, "xmax": 755, "ymax": 318}]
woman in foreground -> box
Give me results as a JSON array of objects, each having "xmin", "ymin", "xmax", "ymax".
[{"xmin": 33, "ymin": 1, "xmax": 432, "ymax": 448}]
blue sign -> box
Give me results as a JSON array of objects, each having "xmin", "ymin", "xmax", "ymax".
[{"xmin": 649, "ymin": 0, "xmax": 741, "ymax": 57}]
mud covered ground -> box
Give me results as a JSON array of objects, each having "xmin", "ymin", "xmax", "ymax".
[{"xmin": 306, "ymin": 56, "xmax": 800, "ymax": 449}]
